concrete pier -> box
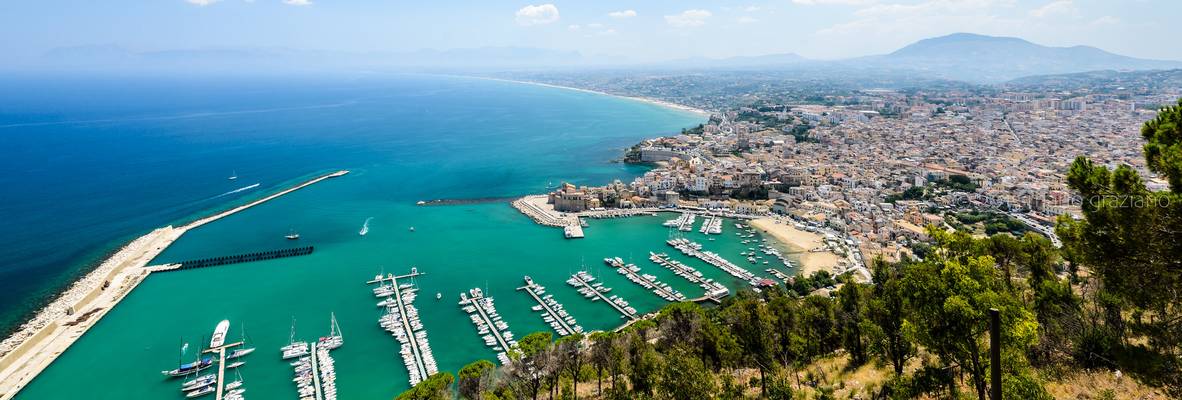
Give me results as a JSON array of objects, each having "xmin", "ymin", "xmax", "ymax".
[
  {"xmin": 567, "ymin": 273, "xmax": 637, "ymax": 320},
  {"xmin": 371, "ymin": 270, "xmax": 433, "ymax": 384},
  {"xmin": 516, "ymin": 278, "xmax": 579, "ymax": 336}
]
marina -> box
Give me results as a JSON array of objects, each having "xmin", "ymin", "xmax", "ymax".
[
  {"xmin": 647, "ymin": 252, "xmax": 730, "ymax": 300},
  {"xmin": 459, "ymin": 288, "xmax": 517, "ymax": 365},
  {"xmin": 662, "ymin": 212, "xmax": 697, "ymax": 232},
  {"xmin": 566, "ymin": 271, "xmax": 638, "ymax": 320},
  {"xmin": 287, "ymin": 316, "xmax": 342, "ymax": 400},
  {"xmin": 667, "ymin": 238, "xmax": 764, "ymax": 288},
  {"xmin": 516, "ymin": 277, "xmax": 582, "ymax": 337},
  {"xmin": 370, "ymin": 269, "xmax": 437, "ymax": 386},
  {"xmin": 698, "ymin": 215, "xmax": 723, "ymax": 235},
  {"xmin": 603, "ymin": 257, "xmax": 687, "ymax": 302},
  {"xmin": 195, "ymin": 320, "xmax": 250, "ymax": 400}
]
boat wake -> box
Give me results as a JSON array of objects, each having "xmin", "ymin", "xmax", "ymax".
[
  {"xmin": 209, "ymin": 183, "xmax": 261, "ymax": 200},
  {"xmin": 359, "ymin": 217, "xmax": 373, "ymax": 236}
]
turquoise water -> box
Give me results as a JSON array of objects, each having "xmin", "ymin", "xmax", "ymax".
[{"xmin": 8, "ymin": 74, "xmax": 796, "ymax": 399}]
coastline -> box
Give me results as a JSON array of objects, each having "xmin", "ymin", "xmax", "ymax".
[
  {"xmin": 0, "ymin": 170, "xmax": 349, "ymax": 400},
  {"xmin": 462, "ymin": 75, "xmax": 712, "ymax": 117},
  {"xmin": 748, "ymin": 218, "xmax": 840, "ymax": 277}
]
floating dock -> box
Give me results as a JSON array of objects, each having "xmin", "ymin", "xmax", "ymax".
[
  {"xmin": 766, "ymin": 268, "xmax": 791, "ymax": 282},
  {"xmin": 371, "ymin": 269, "xmax": 437, "ymax": 386},
  {"xmin": 661, "ymin": 213, "xmax": 696, "ymax": 232},
  {"xmin": 667, "ymin": 238, "xmax": 763, "ymax": 287},
  {"xmin": 566, "ymin": 271, "xmax": 638, "ymax": 320},
  {"xmin": 517, "ymin": 277, "xmax": 582, "ymax": 337},
  {"xmin": 200, "ymin": 340, "xmax": 244, "ymax": 400},
  {"xmin": 699, "ymin": 215, "xmax": 723, "ymax": 235},
  {"xmin": 647, "ymin": 252, "xmax": 729, "ymax": 300},
  {"xmin": 459, "ymin": 288, "xmax": 517, "ymax": 365},
  {"xmin": 603, "ymin": 257, "xmax": 686, "ymax": 302}
]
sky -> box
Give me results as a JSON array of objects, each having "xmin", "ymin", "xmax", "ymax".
[{"xmin": 1, "ymin": 0, "xmax": 1179, "ymax": 65}]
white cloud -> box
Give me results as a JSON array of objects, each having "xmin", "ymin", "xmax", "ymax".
[
  {"xmin": 1028, "ymin": 0, "xmax": 1077, "ymax": 18},
  {"xmin": 515, "ymin": 4, "xmax": 561, "ymax": 26},
  {"xmin": 608, "ymin": 9, "xmax": 637, "ymax": 19},
  {"xmin": 586, "ymin": 23, "xmax": 604, "ymax": 29},
  {"xmin": 283, "ymin": 0, "xmax": 312, "ymax": 5},
  {"xmin": 743, "ymin": 6, "xmax": 762, "ymax": 12},
  {"xmin": 737, "ymin": 16, "xmax": 759, "ymax": 24},
  {"xmin": 567, "ymin": 24, "xmax": 581, "ymax": 31},
  {"xmin": 186, "ymin": 0, "xmax": 221, "ymax": 6},
  {"xmin": 665, "ymin": 9, "xmax": 712, "ymax": 28}
]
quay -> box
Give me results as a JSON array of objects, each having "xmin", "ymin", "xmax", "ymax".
[
  {"xmin": 459, "ymin": 289, "xmax": 516, "ymax": 365},
  {"xmin": 603, "ymin": 257, "xmax": 686, "ymax": 302},
  {"xmin": 566, "ymin": 272, "xmax": 638, "ymax": 320},
  {"xmin": 516, "ymin": 277, "xmax": 581, "ymax": 337},
  {"xmin": 371, "ymin": 269, "xmax": 437, "ymax": 386},
  {"xmin": 0, "ymin": 170, "xmax": 349, "ymax": 400}
]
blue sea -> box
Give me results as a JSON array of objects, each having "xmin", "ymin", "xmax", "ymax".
[{"xmin": 0, "ymin": 73, "xmax": 703, "ymax": 334}]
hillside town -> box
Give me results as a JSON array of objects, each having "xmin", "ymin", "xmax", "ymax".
[{"xmin": 538, "ymin": 86, "xmax": 1176, "ymax": 266}]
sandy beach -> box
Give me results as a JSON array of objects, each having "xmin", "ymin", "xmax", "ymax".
[{"xmin": 748, "ymin": 218, "xmax": 840, "ymax": 277}]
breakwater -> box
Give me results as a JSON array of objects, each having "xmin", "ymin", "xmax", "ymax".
[
  {"xmin": 160, "ymin": 246, "xmax": 315, "ymax": 272},
  {"xmin": 415, "ymin": 197, "xmax": 517, "ymax": 206}
]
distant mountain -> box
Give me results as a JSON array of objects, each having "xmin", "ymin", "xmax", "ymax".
[{"xmin": 861, "ymin": 32, "xmax": 1182, "ymax": 82}]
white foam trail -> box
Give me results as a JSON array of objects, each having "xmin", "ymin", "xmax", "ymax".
[
  {"xmin": 209, "ymin": 183, "xmax": 261, "ymax": 200},
  {"xmin": 181, "ymin": 343, "xmax": 189, "ymax": 354},
  {"xmin": 359, "ymin": 217, "xmax": 373, "ymax": 236}
]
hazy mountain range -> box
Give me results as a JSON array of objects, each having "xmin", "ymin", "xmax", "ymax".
[{"xmin": 35, "ymin": 33, "xmax": 1182, "ymax": 83}]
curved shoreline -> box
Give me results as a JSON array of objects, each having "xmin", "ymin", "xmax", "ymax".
[
  {"xmin": 0, "ymin": 170, "xmax": 349, "ymax": 400},
  {"xmin": 458, "ymin": 75, "xmax": 712, "ymax": 116}
]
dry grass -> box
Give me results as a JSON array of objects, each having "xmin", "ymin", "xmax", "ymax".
[{"xmin": 1045, "ymin": 369, "xmax": 1169, "ymax": 400}]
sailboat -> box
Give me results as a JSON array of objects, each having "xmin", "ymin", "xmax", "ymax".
[
  {"xmin": 319, "ymin": 312, "xmax": 343, "ymax": 350},
  {"xmin": 281, "ymin": 318, "xmax": 309, "ymax": 359},
  {"xmin": 226, "ymin": 325, "xmax": 255, "ymax": 360},
  {"xmin": 228, "ymin": 170, "xmax": 238, "ymax": 180},
  {"xmin": 285, "ymin": 229, "xmax": 300, "ymax": 240}
]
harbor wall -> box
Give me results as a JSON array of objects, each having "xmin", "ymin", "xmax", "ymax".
[{"xmin": 0, "ymin": 322, "xmax": 57, "ymax": 374}]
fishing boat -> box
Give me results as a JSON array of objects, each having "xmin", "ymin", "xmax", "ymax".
[
  {"xmin": 286, "ymin": 229, "xmax": 300, "ymax": 240},
  {"xmin": 228, "ymin": 170, "xmax": 238, "ymax": 181},
  {"xmin": 435, "ymin": 292, "xmax": 442, "ymax": 300},
  {"xmin": 210, "ymin": 320, "xmax": 230, "ymax": 348}
]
